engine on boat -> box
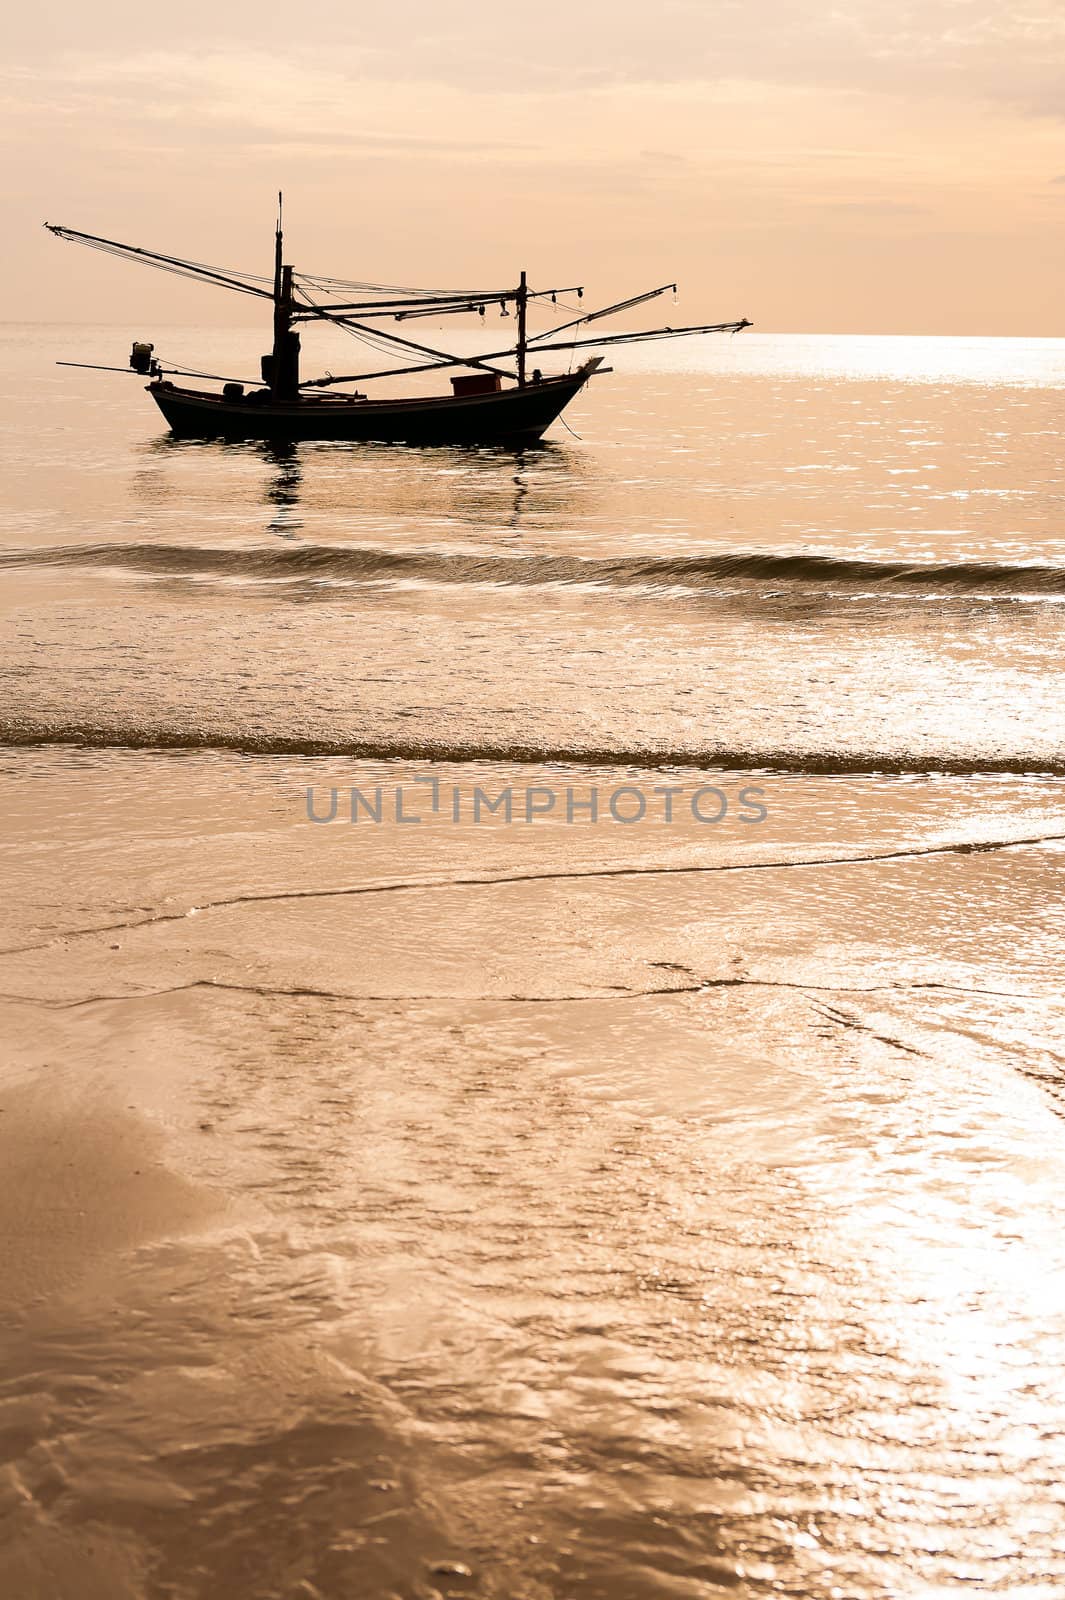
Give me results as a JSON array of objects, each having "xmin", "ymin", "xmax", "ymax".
[{"xmin": 129, "ymin": 340, "xmax": 155, "ymax": 375}]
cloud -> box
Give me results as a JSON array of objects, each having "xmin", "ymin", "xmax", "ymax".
[{"xmin": 8, "ymin": 2, "xmax": 1065, "ymax": 115}]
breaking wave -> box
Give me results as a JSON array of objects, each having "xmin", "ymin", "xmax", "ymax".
[
  {"xmin": 5, "ymin": 542, "xmax": 1065, "ymax": 596},
  {"xmin": 2, "ymin": 720, "xmax": 1064, "ymax": 776}
]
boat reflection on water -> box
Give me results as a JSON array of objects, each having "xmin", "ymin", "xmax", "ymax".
[
  {"xmin": 136, "ymin": 431, "xmax": 589, "ymax": 551},
  {"xmin": 262, "ymin": 444, "xmax": 303, "ymax": 541}
]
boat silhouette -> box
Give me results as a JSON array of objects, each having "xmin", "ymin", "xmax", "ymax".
[{"xmin": 46, "ymin": 197, "xmax": 750, "ymax": 445}]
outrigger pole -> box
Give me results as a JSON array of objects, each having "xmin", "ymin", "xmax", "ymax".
[
  {"xmin": 299, "ymin": 318, "xmax": 752, "ymax": 388},
  {"xmin": 291, "ymin": 279, "xmax": 748, "ymax": 389}
]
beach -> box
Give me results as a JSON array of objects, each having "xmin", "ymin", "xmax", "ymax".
[{"xmin": 3, "ymin": 328, "xmax": 1065, "ymax": 1596}]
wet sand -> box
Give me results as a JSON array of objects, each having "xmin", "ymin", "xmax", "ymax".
[
  {"xmin": 3, "ymin": 750, "xmax": 1065, "ymax": 1597},
  {"xmin": 0, "ymin": 1063, "xmax": 217, "ymax": 1304}
]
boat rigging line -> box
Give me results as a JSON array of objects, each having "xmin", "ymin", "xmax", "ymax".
[
  {"xmin": 42, "ymin": 224, "xmax": 274, "ymax": 299},
  {"xmin": 45, "ymin": 212, "xmax": 752, "ymax": 417},
  {"xmin": 292, "ymin": 292, "xmax": 519, "ymax": 382}
]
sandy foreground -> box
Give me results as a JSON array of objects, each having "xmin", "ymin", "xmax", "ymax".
[{"xmin": 2, "ymin": 749, "xmax": 1065, "ymax": 1598}]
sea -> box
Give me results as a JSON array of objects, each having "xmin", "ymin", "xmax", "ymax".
[{"xmin": 2, "ymin": 323, "xmax": 1065, "ymax": 1598}]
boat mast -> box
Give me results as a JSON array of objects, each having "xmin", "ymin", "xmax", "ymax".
[
  {"xmin": 269, "ymin": 193, "xmax": 300, "ymax": 401},
  {"xmin": 516, "ymin": 269, "xmax": 528, "ymax": 387}
]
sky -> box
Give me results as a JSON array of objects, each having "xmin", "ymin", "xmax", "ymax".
[{"xmin": 5, "ymin": 1, "xmax": 1064, "ymax": 333}]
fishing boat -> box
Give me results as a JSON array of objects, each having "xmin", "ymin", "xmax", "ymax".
[{"xmin": 45, "ymin": 200, "xmax": 751, "ymax": 446}]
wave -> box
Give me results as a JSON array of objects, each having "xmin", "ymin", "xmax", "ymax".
[
  {"xmin": 4, "ymin": 541, "xmax": 1065, "ymax": 597},
  {"xmin": 2, "ymin": 720, "xmax": 1063, "ymax": 776}
]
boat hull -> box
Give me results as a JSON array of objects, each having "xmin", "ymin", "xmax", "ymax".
[{"xmin": 148, "ymin": 366, "xmax": 596, "ymax": 444}]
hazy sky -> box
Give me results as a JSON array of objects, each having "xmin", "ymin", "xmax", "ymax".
[{"xmin": 7, "ymin": 1, "xmax": 1064, "ymax": 333}]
